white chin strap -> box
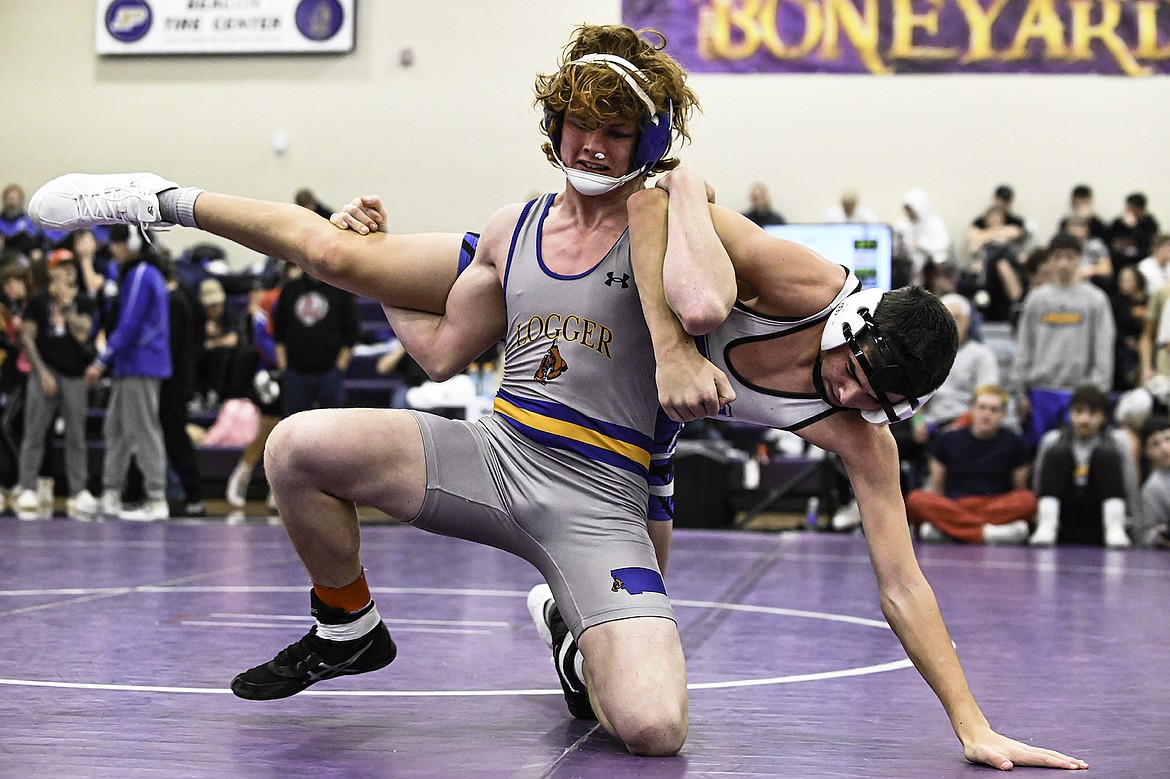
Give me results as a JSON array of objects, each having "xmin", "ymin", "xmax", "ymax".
[{"xmin": 558, "ymin": 157, "xmax": 644, "ymax": 196}]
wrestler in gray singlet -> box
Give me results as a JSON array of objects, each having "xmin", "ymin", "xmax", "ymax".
[
  {"xmin": 699, "ymin": 268, "xmax": 862, "ymax": 431},
  {"xmin": 409, "ymin": 194, "xmax": 675, "ymax": 637}
]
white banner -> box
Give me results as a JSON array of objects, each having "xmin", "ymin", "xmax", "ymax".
[{"xmin": 95, "ymin": 0, "xmax": 356, "ymax": 55}]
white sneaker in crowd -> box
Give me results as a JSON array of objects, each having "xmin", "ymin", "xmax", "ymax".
[
  {"xmin": 14, "ymin": 489, "xmax": 44, "ymax": 521},
  {"xmin": 226, "ymin": 462, "xmax": 253, "ymax": 508},
  {"xmin": 99, "ymin": 490, "xmax": 123, "ymax": 520},
  {"xmin": 28, "ymin": 172, "xmax": 177, "ymax": 231},
  {"xmin": 983, "ymin": 520, "xmax": 1030, "ymax": 545},
  {"xmin": 831, "ymin": 499, "xmax": 861, "ymax": 531},
  {"xmin": 37, "ymin": 477, "xmax": 55, "ymax": 516},
  {"xmin": 67, "ymin": 490, "xmax": 100, "ymax": 521},
  {"xmin": 121, "ymin": 498, "xmax": 170, "ymax": 522},
  {"xmin": 918, "ymin": 522, "xmax": 948, "ymax": 543}
]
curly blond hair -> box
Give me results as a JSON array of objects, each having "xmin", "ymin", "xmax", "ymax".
[{"xmin": 534, "ymin": 24, "xmax": 699, "ymax": 177}]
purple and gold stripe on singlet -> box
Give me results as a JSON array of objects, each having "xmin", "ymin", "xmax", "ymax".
[{"xmin": 493, "ymin": 388, "xmax": 653, "ymax": 479}]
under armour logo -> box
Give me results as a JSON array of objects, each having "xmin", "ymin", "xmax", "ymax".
[{"xmin": 604, "ymin": 272, "xmax": 630, "ymax": 288}]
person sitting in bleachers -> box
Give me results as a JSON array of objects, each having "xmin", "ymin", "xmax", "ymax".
[
  {"xmin": 967, "ymin": 239, "xmax": 1026, "ymax": 325},
  {"xmin": 1137, "ymin": 415, "xmax": 1170, "ymax": 549},
  {"xmin": 1030, "ymin": 384, "xmax": 1132, "ymax": 547},
  {"xmin": 1064, "ymin": 215, "xmax": 1112, "ymax": 288},
  {"xmin": 195, "ymin": 277, "xmax": 242, "ymax": 410},
  {"xmin": 906, "ymin": 385, "xmax": 1035, "ymax": 544},
  {"xmin": 0, "ymin": 184, "xmax": 42, "ymax": 259},
  {"xmin": 919, "ymin": 293, "xmax": 999, "ymax": 435},
  {"xmin": 1110, "ymin": 264, "xmax": 1148, "ymax": 392}
]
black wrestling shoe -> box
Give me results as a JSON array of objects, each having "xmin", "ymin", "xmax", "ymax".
[
  {"xmin": 527, "ymin": 584, "xmax": 596, "ymax": 720},
  {"xmin": 231, "ymin": 593, "xmax": 396, "ymax": 701}
]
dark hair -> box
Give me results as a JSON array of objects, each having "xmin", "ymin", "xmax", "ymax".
[
  {"xmin": 1141, "ymin": 415, "xmax": 1170, "ymax": 448},
  {"xmin": 1071, "ymin": 184, "xmax": 1092, "ymax": 200},
  {"xmin": 1069, "ymin": 384, "xmax": 1108, "ymax": 414},
  {"xmin": 1024, "ymin": 247, "xmax": 1049, "ymax": 275},
  {"xmin": 873, "ymin": 286, "xmax": 959, "ymax": 397},
  {"xmin": 994, "ymin": 184, "xmax": 1014, "ymax": 202},
  {"xmin": 1048, "ymin": 232, "xmax": 1083, "ymax": 255},
  {"xmin": 1126, "ymin": 192, "xmax": 1148, "ymax": 211}
]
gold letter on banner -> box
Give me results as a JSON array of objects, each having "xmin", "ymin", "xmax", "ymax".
[
  {"xmin": 1005, "ymin": 0, "xmax": 1067, "ymax": 61},
  {"xmin": 956, "ymin": 0, "xmax": 1012, "ymax": 62},
  {"xmin": 1071, "ymin": 0, "xmax": 1152, "ymax": 75},
  {"xmin": 891, "ymin": 0, "xmax": 959, "ymax": 59},
  {"xmin": 762, "ymin": 0, "xmax": 823, "ymax": 59},
  {"xmin": 1135, "ymin": 0, "xmax": 1170, "ymax": 58},
  {"xmin": 708, "ymin": 0, "xmax": 763, "ymax": 60},
  {"xmin": 824, "ymin": 0, "xmax": 891, "ymax": 73}
]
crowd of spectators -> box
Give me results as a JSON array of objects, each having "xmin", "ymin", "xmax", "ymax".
[
  {"xmin": 3, "ymin": 173, "xmax": 1170, "ymax": 551},
  {"xmin": 0, "ymin": 184, "xmax": 380, "ymax": 521},
  {"xmin": 740, "ymin": 180, "xmax": 1170, "ymax": 550}
]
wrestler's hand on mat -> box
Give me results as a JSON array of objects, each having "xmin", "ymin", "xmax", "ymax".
[
  {"xmin": 655, "ymin": 343, "xmax": 735, "ymax": 423},
  {"xmin": 330, "ymin": 195, "xmax": 389, "ymax": 235},
  {"xmin": 654, "ymin": 168, "xmax": 716, "ymax": 204},
  {"xmin": 963, "ymin": 728, "xmax": 1088, "ymax": 771}
]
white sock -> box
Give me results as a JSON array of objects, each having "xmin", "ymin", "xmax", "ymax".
[
  {"xmin": 316, "ymin": 602, "xmax": 381, "ymax": 642},
  {"xmin": 157, "ymin": 186, "xmax": 205, "ymax": 228},
  {"xmin": 1030, "ymin": 496, "xmax": 1060, "ymax": 544},
  {"xmin": 1102, "ymin": 497, "xmax": 1130, "ymax": 546}
]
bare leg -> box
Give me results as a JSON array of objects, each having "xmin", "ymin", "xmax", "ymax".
[
  {"xmin": 263, "ymin": 407, "xmax": 426, "ymax": 585},
  {"xmin": 191, "ymin": 192, "xmax": 462, "ymax": 314},
  {"xmin": 579, "ymin": 617, "xmax": 688, "ymax": 756}
]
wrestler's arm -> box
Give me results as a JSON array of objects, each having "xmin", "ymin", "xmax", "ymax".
[
  {"xmin": 627, "ymin": 187, "xmax": 734, "ymax": 422},
  {"xmin": 379, "ymin": 205, "xmax": 514, "ymax": 380},
  {"xmin": 653, "ymin": 168, "xmax": 736, "ymax": 335},
  {"xmin": 801, "ymin": 414, "xmax": 1087, "ymax": 772},
  {"xmin": 192, "ymin": 192, "xmax": 461, "ymax": 314}
]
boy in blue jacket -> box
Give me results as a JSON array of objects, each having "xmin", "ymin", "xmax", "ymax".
[{"xmin": 84, "ymin": 225, "xmax": 171, "ymax": 520}]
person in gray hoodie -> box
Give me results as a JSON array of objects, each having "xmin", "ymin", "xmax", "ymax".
[{"xmin": 1012, "ymin": 232, "xmax": 1116, "ymax": 446}]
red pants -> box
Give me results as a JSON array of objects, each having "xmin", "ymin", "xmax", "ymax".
[{"xmin": 905, "ymin": 490, "xmax": 1038, "ymax": 544}]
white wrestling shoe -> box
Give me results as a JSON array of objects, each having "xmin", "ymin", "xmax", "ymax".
[
  {"xmin": 527, "ymin": 583, "xmax": 555, "ymax": 649},
  {"xmin": 28, "ymin": 172, "xmax": 177, "ymax": 231}
]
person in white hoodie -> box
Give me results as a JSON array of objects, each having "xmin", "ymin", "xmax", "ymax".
[{"xmin": 893, "ymin": 188, "xmax": 953, "ymax": 286}]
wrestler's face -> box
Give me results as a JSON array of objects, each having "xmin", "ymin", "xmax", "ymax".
[
  {"xmin": 818, "ymin": 343, "xmax": 907, "ymax": 416},
  {"xmin": 559, "ymin": 110, "xmax": 637, "ymax": 178}
]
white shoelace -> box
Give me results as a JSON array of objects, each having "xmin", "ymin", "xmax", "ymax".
[
  {"xmin": 76, "ymin": 187, "xmax": 143, "ymax": 222},
  {"xmin": 76, "ymin": 186, "xmax": 167, "ymax": 240}
]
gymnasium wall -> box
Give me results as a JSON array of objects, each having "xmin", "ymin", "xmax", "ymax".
[{"xmin": 3, "ymin": 1, "xmax": 1168, "ymax": 266}]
